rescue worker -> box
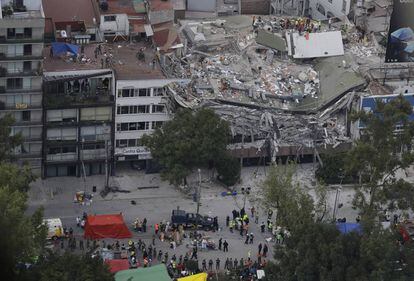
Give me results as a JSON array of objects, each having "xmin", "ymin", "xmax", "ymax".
[
  {"xmin": 208, "ymin": 259, "xmax": 213, "ymax": 271},
  {"xmin": 216, "ymin": 258, "xmax": 220, "ymax": 270}
]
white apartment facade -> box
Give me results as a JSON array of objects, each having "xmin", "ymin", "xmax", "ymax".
[{"xmin": 114, "ymin": 79, "xmax": 176, "ymax": 168}]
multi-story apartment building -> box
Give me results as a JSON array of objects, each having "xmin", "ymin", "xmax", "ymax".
[
  {"xmin": 113, "ymin": 42, "xmax": 185, "ymax": 171},
  {"xmin": 0, "ymin": 0, "xmax": 45, "ymax": 175},
  {"xmin": 42, "ymin": 44, "xmax": 115, "ymax": 177}
]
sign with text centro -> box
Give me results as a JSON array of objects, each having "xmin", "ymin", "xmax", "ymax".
[
  {"xmin": 115, "ymin": 146, "xmax": 151, "ymax": 158},
  {"xmin": 385, "ymin": 0, "xmax": 414, "ymax": 63}
]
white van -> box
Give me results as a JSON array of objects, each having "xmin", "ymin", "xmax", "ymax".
[{"xmin": 43, "ymin": 218, "xmax": 64, "ymax": 240}]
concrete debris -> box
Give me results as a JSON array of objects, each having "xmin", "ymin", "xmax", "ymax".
[{"xmin": 200, "ymin": 101, "xmax": 349, "ymax": 157}]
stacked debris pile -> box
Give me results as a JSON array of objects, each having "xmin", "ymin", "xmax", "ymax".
[{"xmin": 201, "ymin": 101, "xmax": 349, "ymax": 158}]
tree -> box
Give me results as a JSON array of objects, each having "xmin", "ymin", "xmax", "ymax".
[
  {"xmin": 0, "ymin": 162, "xmax": 36, "ymax": 192},
  {"xmin": 25, "ymin": 252, "xmax": 114, "ymax": 281},
  {"xmin": 262, "ymin": 163, "xmax": 318, "ymax": 230},
  {"xmin": 0, "ymin": 186, "xmax": 47, "ymax": 280},
  {"xmin": 345, "ymin": 95, "xmax": 414, "ymax": 220},
  {"xmin": 216, "ymin": 153, "xmax": 241, "ymax": 187},
  {"xmin": 0, "ymin": 114, "xmax": 22, "ymax": 161},
  {"xmin": 262, "ymin": 164, "xmax": 414, "ymax": 281},
  {"xmin": 142, "ymin": 108, "xmax": 235, "ymax": 185}
]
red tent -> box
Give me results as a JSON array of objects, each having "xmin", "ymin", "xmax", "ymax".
[
  {"xmin": 84, "ymin": 214, "xmax": 132, "ymax": 239},
  {"xmin": 105, "ymin": 259, "xmax": 131, "ymax": 273}
]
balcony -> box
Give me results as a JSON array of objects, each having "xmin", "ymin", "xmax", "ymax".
[
  {"xmin": 0, "ymin": 35, "xmax": 43, "ymax": 44},
  {"xmin": 81, "ymin": 134, "xmax": 110, "ymax": 142},
  {"xmin": 0, "ymin": 67, "xmax": 40, "ymax": 77},
  {"xmin": 46, "ymin": 153, "xmax": 77, "ymax": 162},
  {"xmin": 0, "ymin": 101, "xmax": 41, "ymax": 111},
  {"xmin": 0, "ymin": 52, "xmax": 43, "ymax": 61},
  {"xmin": 81, "ymin": 149, "xmax": 106, "ymax": 160},
  {"xmin": 44, "ymin": 91, "xmax": 113, "ymax": 109}
]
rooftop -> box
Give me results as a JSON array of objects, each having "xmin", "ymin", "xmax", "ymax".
[
  {"xmin": 44, "ymin": 43, "xmax": 106, "ymax": 72},
  {"xmin": 102, "ymin": 0, "xmax": 146, "ymax": 15},
  {"xmin": 43, "ymin": 42, "xmax": 164, "ymax": 80},
  {"xmin": 1, "ymin": 0, "xmax": 44, "ymax": 19},
  {"xmin": 110, "ymin": 42, "xmax": 165, "ymax": 80},
  {"xmin": 149, "ymin": 0, "xmax": 173, "ymax": 11},
  {"xmin": 42, "ymin": 0, "xmax": 99, "ymax": 28}
]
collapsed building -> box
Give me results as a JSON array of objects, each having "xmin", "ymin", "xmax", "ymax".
[{"xmin": 158, "ymin": 15, "xmax": 372, "ymax": 165}]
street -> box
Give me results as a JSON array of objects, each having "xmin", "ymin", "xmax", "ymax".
[{"xmin": 27, "ymin": 166, "xmax": 279, "ymax": 269}]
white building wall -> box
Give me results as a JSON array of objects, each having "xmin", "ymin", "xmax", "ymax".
[
  {"xmin": 100, "ymin": 14, "xmax": 129, "ymax": 36},
  {"xmin": 308, "ymin": 0, "xmax": 351, "ymax": 20},
  {"xmin": 115, "ymin": 79, "xmax": 176, "ymax": 160}
]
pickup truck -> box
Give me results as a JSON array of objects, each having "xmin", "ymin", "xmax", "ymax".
[{"xmin": 171, "ymin": 209, "xmax": 215, "ymax": 230}]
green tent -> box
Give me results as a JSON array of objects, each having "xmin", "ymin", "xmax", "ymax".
[{"xmin": 114, "ymin": 264, "xmax": 172, "ymax": 281}]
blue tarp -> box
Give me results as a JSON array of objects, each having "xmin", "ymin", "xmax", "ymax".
[
  {"xmin": 51, "ymin": 42, "xmax": 80, "ymax": 57},
  {"xmin": 336, "ymin": 223, "xmax": 362, "ymax": 234},
  {"xmin": 391, "ymin": 27, "xmax": 414, "ymax": 42},
  {"xmin": 404, "ymin": 42, "xmax": 414, "ymax": 54}
]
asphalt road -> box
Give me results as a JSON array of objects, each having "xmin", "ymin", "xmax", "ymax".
[{"xmin": 27, "ymin": 167, "xmax": 276, "ymax": 268}]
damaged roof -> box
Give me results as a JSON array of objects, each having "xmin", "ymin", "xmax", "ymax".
[
  {"xmin": 287, "ymin": 31, "xmax": 344, "ymax": 59},
  {"xmin": 256, "ymin": 30, "xmax": 287, "ymax": 52}
]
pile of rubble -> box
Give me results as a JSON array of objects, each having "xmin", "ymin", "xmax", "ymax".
[{"xmin": 201, "ymin": 101, "xmax": 349, "ymax": 161}]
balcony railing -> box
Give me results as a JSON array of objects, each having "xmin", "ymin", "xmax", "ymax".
[
  {"xmin": 46, "ymin": 153, "xmax": 77, "ymax": 161},
  {"xmin": 0, "ymin": 52, "xmax": 43, "ymax": 61},
  {"xmin": 0, "ymin": 67, "xmax": 40, "ymax": 77},
  {"xmin": 46, "ymin": 136, "xmax": 77, "ymax": 141},
  {"xmin": 44, "ymin": 91, "xmax": 113, "ymax": 109},
  {"xmin": 81, "ymin": 149, "xmax": 106, "ymax": 160},
  {"xmin": 0, "ymin": 102, "xmax": 41, "ymax": 110},
  {"xmin": 0, "ymin": 35, "xmax": 43, "ymax": 44}
]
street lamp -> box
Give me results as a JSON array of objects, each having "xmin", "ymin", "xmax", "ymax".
[
  {"xmin": 195, "ymin": 169, "xmax": 201, "ymax": 234},
  {"xmin": 241, "ymin": 187, "xmax": 251, "ymax": 209},
  {"xmin": 332, "ymin": 171, "xmax": 345, "ymax": 222}
]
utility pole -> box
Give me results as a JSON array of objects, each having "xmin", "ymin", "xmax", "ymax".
[
  {"xmin": 194, "ymin": 169, "xmax": 201, "ymax": 244},
  {"xmin": 332, "ymin": 172, "xmax": 344, "ymax": 221},
  {"xmin": 195, "ymin": 169, "xmax": 201, "ymax": 233},
  {"xmin": 81, "ymin": 138, "xmax": 87, "ymax": 191},
  {"xmin": 241, "ymin": 187, "xmax": 251, "ymax": 209}
]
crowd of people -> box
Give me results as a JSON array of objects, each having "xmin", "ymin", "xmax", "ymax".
[{"xmin": 53, "ymin": 204, "xmax": 285, "ymax": 280}]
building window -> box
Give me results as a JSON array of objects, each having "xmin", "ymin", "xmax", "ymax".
[
  {"xmin": 138, "ymin": 88, "xmax": 150, "ymax": 97},
  {"xmin": 22, "ymin": 110, "xmax": 30, "ymax": 121},
  {"xmin": 24, "ymin": 28, "xmax": 32, "ymax": 38},
  {"xmin": 137, "ymin": 105, "xmax": 149, "ymax": 113},
  {"xmin": 152, "ymin": 121, "xmax": 164, "ymax": 129},
  {"xmin": 117, "ymin": 105, "xmax": 150, "ymax": 114},
  {"xmin": 104, "ymin": 15, "xmax": 116, "ymax": 22},
  {"xmin": 152, "ymin": 105, "xmax": 165, "ymax": 113},
  {"xmin": 119, "ymin": 88, "xmax": 133, "ymax": 97},
  {"xmin": 7, "ymin": 78, "xmax": 23, "ymax": 89},
  {"xmin": 128, "ymin": 139, "xmax": 135, "ymax": 147},
  {"xmin": 116, "ymin": 139, "xmax": 143, "ymax": 148},
  {"xmin": 23, "ymin": 44, "xmax": 32, "ymax": 56},
  {"xmin": 342, "ymin": 0, "xmax": 347, "ymax": 12},
  {"xmin": 116, "ymin": 122, "xmax": 149, "ymax": 131},
  {"xmin": 153, "ymin": 88, "xmax": 164, "ymax": 96}
]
